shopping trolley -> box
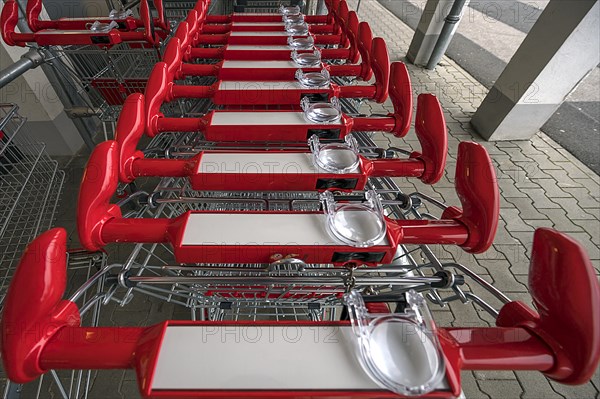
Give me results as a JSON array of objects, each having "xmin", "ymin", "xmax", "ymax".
[
  {"xmin": 25, "ymin": 0, "xmax": 169, "ymax": 32},
  {"xmin": 0, "ymin": 104, "xmax": 64, "ymax": 306},
  {"xmin": 142, "ymin": 40, "xmax": 388, "ymax": 107},
  {"xmin": 0, "ymin": 0, "xmax": 157, "ymax": 46},
  {"xmin": 199, "ymin": 0, "xmax": 344, "ymax": 35},
  {"xmin": 0, "ymin": 0, "xmax": 172, "ymax": 130},
  {"xmin": 204, "ymin": 3, "xmax": 332, "ymax": 23},
  {"xmin": 1, "ymin": 226, "xmax": 598, "ymax": 398},
  {"xmin": 75, "ymin": 138, "xmax": 499, "ymax": 263},
  {"xmin": 163, "ymin": 20, "xmax": 373, "ymax": 81},
  {"xmin": 140, "ymin": 60, "xmax": 408, "ymax": 138},
  {"xmin": 115, "ymin": 92, "xmax": 445, "ymax": 191}
]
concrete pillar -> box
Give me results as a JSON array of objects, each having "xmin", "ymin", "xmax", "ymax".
[
  {"xmin": 407, "ymin": 0, "xmax": 469, "ymax": 67},
  {"xmin": 0, "ymin": 42, "xmax": 85, "ymax": 155},
  {"xmin": 471, "ymin": 0, "xmax": 600, "ymax": 141}
]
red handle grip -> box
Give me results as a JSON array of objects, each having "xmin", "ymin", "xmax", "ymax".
[
  {"xmin": 346, "ymin": 11, "xmax": 361, "ymax": 64},
  {"xmin": 411, "ymin": 93, "xmax": 447, "ymax": 184},
  {"xmin": 153, "ymin": 0, "xmax": 167, "ymax": 31},
  {"xmin": 115, "ymin": 94, "xmax": 146, "ymax": 182},
  {"xmin": 337, "ymin": 0, "xmax": 350, "ymax": 43},
  {"xmin": 77, "ymin": 141, "xmax": 122, "ymax": 252},
  {"xmin": 370, "ymin": 37, "xmax": 390, "ymax": 103},
  {"xmin": 1, "ymin": 0, "xmax": 31, "ymax": 46},
  {"xmin": 442, "ymin": 142, "xmax": 499, "ymax": 253},
  {"xmin": 163, "ymin": 37, "xmax": 184, "ymax": 79},
  {"xmin": 0, "ymin": 228, "xmax": 80, "ymax": 383},
  {"xmin": 139, "ymin": 0, "xmax": 155, "ymax": 46},
  {"xmin": 388, "ymin": 62, "xmax": 413, "ymax": 138},
  {"xmin": 144, "ymin": 62, "xmax": 170, "ymax": 137},
  {"xmin": 26, "ymin": 0, "xmax": 43, "ymax": 31},
  {"xmin": 356, "ymin": 21, "xmax": 373, "ymax": 81},
  {"xmin": 497, "ymin": 228, "xmax": 600, "ymax": 384}
]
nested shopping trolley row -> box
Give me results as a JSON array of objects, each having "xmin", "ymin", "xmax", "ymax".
[{"xmin": 0, "ymin": 0, "xmax": 599, "ymax": 398}]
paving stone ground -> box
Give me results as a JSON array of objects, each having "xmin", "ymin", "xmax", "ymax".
[{"xmin": 2, "ymin": 1, "xmax": 599, "ymax": 397}]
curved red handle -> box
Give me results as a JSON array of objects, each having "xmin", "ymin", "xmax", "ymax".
[
  {"xmin": 176, "ymin": 20, "xmax": 192, "ymax": 52},
  {"xmin": 370, "ymin": 37, "xmax": 390, "ymax": 103},
  {"xmin": 144, "ymin": 62, "xmax": 170, "ymax": 137},
  {"xmin": 115, "ymin": 94, "xmax": 146, "ymax": 183},
  {"xmin": 0, "ymin": 228, "xmax": 80, "ymax": 383},
  {"xmin": 345, "ymin": 11, "xmax": 361, "ymax": 64},
  {"xmin": 330, "ymin": 0, "xmax": 342, "ymax": 25},
  {"xmin": 337, "ymin": 0, "xmax": 349, "ymax": 43},
  {"xmin": 26, "ymin": 0, "xmax": 43, "ymax": 31},
  {"xmin": 388, "ymin": 62, "xmax": 413, "ymax": 137},
  {"xmin": 152, "ymin": 0, "xmax": 167, "ymax": 31},
  {"xmin": 139, "ymin": 0, "xmax": 155, "ymax": 46},
  {"xmin": 163, "ymin": 37, "xmax": 183, "ymax": 79},
  {"xmin": 497, "ymin": 228, "xmax": 600, "ymax": 385},
  {"xmin": 356, "ymin": 22, "xmax": 373, "ymax": 81},
  {"xmin": 412, "ymin": 93, "xmax": 447, "ymax": 184},
  {"xmin": 185, "ymin": 10, "xmax": 201, "ymax": 46},
  {"xmin": 442, "ymin": 142, "xmax": 499, "ymax": 253},
  {"xmin": 77, "ymin": 141, "xmax": 122, "ymax": 252},
  {"xmin": 1, "ymin": 0, "xmax": 22, "ymax": 46}
]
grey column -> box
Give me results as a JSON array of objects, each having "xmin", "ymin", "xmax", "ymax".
[
  {"xmin": 407, "ymin": 0, "xmax": 469, "ymax": 67},
  {"xmin": 471, "ymin": 0, "xmax": 600, "ymax": 141}
]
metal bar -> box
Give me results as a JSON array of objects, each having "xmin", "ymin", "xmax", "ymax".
[{"xmin": 0, "ymin": 49, "xmax": 46, "ymax": 89}]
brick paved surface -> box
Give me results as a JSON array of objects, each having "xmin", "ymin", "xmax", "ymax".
[{"xmin": 3, "ymin": 1, "xmax": 599, "ymax": 397}]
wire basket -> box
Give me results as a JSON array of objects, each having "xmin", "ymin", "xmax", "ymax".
[
  {"xmin": 48, "ymin": 43, "xmax": 161, "ymax": 115},
  {"xmin": 0, "ymin": 104, "xmax": 64, "ymax": 306}
]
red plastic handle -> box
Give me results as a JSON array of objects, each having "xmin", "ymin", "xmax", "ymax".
[
  {"xmin": 26, "ymin": 0, "xmax": 43, "ymax": 31},
  {"xmin": 442, "ymin": 142, "xmax": 499, "ymax": 253},
  {"xmin": 153, "ymin": 0, "xmax": 167, "ymax": 31},
  {"xmin": 388, "ymin": 62, "xmax": 413, "ymax": 138},
  {"xmin": 356, "ymin": 22, "xmax": 373, "ymax": 81},
  {"xmin": 0, "ymin": 228, "xmax": 80, "ymax": 383},
  {"xmin": 144, "ymin": 62, "xmax": 170, "ymax": 137},
  {"xmin": 163, "ymin": 37, "xmax": 184, "ymax": 79},
  {"xmin": 497, "ymin": 228, "xmax": 600, "ymax": 384},
  {"xmin": 1, "ymin": 0, "xmax": 26, "ymax": 46},
  {"xmin": 337, "ymin": 0, "xmax": 349, "ymax": 42},
  {"xmin": 77, "ymin": 141, "xmax": 122, "ymax": 252},
  {"xmin": 115, "ymin": 94, "xmax": 146, "ymax": 182},
  {"xmin": 139, "ymin": 0, "xmax": 155, "ymax": 46},
  {"xmin": 411, "ymin": 93, "xmax": 447, "ymax": 184},
  {"xmin": 176, "ymin": 18, "xmax": 191, "ymax": 45},
  {"xmin": 370, "ymin": 37, "xmax": 390, "ymax": 103},
  {"xmin": 346, "ymin": 11, "xmax": 361, "ymax": 64}
]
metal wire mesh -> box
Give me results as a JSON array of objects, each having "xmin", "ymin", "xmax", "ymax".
[
  {"xmin": 51, "ymin": 43, "xmax": 161, "ymax": 109},
  {"xmin": 0, "ymin": 104, "xmax": 64, "ymax": 306}
]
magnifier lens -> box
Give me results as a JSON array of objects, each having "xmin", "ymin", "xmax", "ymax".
[
  {"xmin": 289, "ymin": 36, "xmax": 314, "ymax": 50},
  {"xmin": 368, "ymin": 318, "xmax": 440, "ymax": 390},
  {"xmin": 280, "ymin": 5, "xmax": 301, "ymax": 15},
  {"xmin": 297, "ymin": 71, "xmax": 330, "ymax": 88},
  {"xmin": 328, "ymin": 205, "xmax": 386, "ymax": 247},
  {"xmin": 294, "ymin": 52, "xmax": 321, "ymax": 67},
  {"xmin": 305, "ymin": 102, "xmax": 341, "ymax": 123},
  {"xmin": 315, "ymin": 143, "xmax": 359, "ymax": 173}
]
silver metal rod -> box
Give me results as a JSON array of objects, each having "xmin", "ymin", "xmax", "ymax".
[
  {"xmin": 127, "ymin": 275, "xmax": 443, "ymax": 285},
  {"xmin": 0, "ymin": 49, "xmax": 46, "ymax": 89},
  {"xmin": 444, "ymin": 262, "xmax": 512, "ymax": 304}
]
